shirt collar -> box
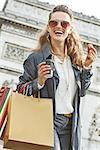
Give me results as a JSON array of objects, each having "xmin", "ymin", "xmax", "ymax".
[
  {"xmin": 54, "ymin": 55, "xmax": 70, "ymax": 64},
  {"xmin": 42, "ymin": 42, "xmax": 81, "ymax": 71}
]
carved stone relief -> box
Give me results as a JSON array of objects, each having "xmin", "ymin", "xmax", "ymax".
[
  {"xmin": 2, "ymin": 23, "xmax": 39, "ymax": 39},
  {"xmin": 2, "ymin": 79, "xmax": 17, "ymax": 90},
  {"xmin": 75, "ymin": 19, "xmax": 100, "ymax": 40},
  {"xmin": 89, "ymin": 106, "xmax": 100, "ymax": 141},
  {"xmin": 96, "ymin": 67, "xmax": 100, "ymax": 84},
  {"xmin": 95, "ymin": 45, "xmax": 100, "ymax": 58},
  {"xmin": 6, "ymin": 0, "xmax": 49, "ymax": 22},
  {"xmin": 2, "ymin": 42, "xmax": 31, "ymax": 63}
]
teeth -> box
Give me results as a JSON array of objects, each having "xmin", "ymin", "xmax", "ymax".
[{"xmin": 55, "ymin": 31, "xmax": 63, "ymax": 34}]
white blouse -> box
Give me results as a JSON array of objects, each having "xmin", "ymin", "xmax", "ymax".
[{"xmin": 54, "ymin": 55, "xmax": 77, "ymax": 114}]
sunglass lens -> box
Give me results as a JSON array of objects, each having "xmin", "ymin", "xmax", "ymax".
[
  {"xmin": 49, "ymin": 20, "xmax": 57, "ymax": 28},
  {"xmin": 61, "ymin": 21, "xmax": 70, "ymax": 28}
]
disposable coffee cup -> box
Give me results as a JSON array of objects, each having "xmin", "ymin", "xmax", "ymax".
[{"xmin": 45, "ymin": 59, "xmax": 54, "ymax": 78}]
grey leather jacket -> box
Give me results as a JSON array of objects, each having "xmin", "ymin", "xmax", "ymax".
[{"xmin": 17, "ymin": 42, "xmax": 93, "ymax": 150}]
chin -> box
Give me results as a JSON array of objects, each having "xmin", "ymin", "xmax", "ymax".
[{"xmin": 53, "ymin": 36, "xmax": 65, "ymax": 42}]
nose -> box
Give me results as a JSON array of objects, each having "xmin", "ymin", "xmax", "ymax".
[{"xmin": 56, "ymin": 22, "xmax": 62, "ymax": 28}]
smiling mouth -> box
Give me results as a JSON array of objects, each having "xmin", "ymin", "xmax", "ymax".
[{"xmin": 54, "ymin": 31, "xmax": 64, "ymax": 36}]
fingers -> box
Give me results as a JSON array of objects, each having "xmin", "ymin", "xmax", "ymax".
[
  {"xmin": 84, "ymin": 44, "xmax": 97, "ymax": 68},
  {"xmin": 87, "ymin": 49, "xmax": 96, "ymax": 60},
  {"xmin": 38, "ymin": 62, "xmax": 46, "ymax": 68},
  {"xmin": 87, "ymin": 44, "xmax": 97, "ymax": 55},
  {"xmin": 87, "ymin": 44, "xmax": 97, "ymax": 61},
  {"xmin": 38, "ymin": 62, "xmax": 52, "ymax": 85},
  {"xmin": 38, "ymin": 63, "xmax": 51, "ymax": 75}
]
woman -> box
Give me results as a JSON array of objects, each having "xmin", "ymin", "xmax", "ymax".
[{"xmin": 17, "ymin": 5, "xmax": 97, "ymax": 150}]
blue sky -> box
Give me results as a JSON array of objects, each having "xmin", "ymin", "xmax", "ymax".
[{"xmin": 0, "ymin": 0, "xmax": 100, "ymax": 19}]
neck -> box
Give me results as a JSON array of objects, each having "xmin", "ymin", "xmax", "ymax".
[{"xmin": 50, "ymin": 39, "xmax": 65, "ymax": 55}]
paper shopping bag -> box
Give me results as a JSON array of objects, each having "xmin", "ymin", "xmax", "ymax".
[
  {"xmin": 3, "ymin": 92, "xmax": 54, "ymax": 149},
  {"xmin": 0, "ymin": 87, "xmax": 12, "ymax": 138}
]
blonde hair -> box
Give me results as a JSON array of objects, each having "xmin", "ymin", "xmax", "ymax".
[{"xmin": 34, "ymin": 5, "xmax": 83, "ymax": 67}]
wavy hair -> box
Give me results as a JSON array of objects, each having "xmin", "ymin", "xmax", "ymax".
[{"xmin": 34, "ymin": 5, "xmax": 83, "ymax": 67}]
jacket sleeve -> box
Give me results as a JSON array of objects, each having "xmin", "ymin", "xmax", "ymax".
[
  {"xmin": 80, "ymin": 68, "xmax": 93, "ymax": 97},
  {"xmin": 17, "ymin": 56, "xmax": 39, "ymax": 96}
]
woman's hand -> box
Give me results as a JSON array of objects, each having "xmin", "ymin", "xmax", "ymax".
[
  {"xmin": 84, "ymin": 44, "xmax": 97, "ymax": 69},
  {"xmin": 38, "ymin": 62, "xmax": 51, "ymax": 86}
]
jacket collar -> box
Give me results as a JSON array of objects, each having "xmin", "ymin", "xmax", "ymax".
[
  {"xmin": 41, "ymin": 42, "xmax": 81, "ymax": 81},
  {"xmin": 42, "ymin": 42, "xmax": 59, "ymax": 79},
  {"xmin": 42, "ymin": 42, "xmax": 80, "ymax": 68}
]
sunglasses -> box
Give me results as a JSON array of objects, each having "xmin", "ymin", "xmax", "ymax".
[{"xmin": 48, "ymin": 20, "xmax": 70, "ymax": 29}]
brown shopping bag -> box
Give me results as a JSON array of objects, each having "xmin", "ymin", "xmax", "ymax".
[{"xmin": 3, "ymin": 92, "xmax": 54, "ymax": 150}]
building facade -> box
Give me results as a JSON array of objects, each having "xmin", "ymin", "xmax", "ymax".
[{"xmin": 0, "ymin": 0, "xmax": 100, "ymax": 149}]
